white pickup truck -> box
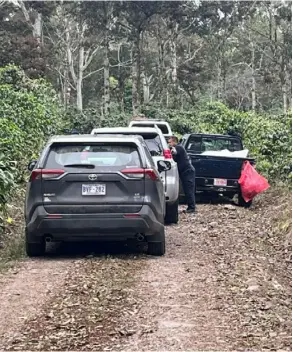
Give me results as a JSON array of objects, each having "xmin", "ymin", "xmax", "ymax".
[{"xmin": 129, "ymin": 120, "xmax": 173, "ymax": 140}]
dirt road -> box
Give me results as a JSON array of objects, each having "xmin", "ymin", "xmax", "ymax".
[{"xmin": 0, "ymin": 194, "xmax": 291, "ymax": 351}]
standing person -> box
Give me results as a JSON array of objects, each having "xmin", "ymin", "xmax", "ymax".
[{"xmin": 168, "ymin": 136, "xmax": 196, "ymax": 213}]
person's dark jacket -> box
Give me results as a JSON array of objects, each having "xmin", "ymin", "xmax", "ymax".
[{"xmin": 172, "ymin": 145, "xmax": 194, "ymax": 175}]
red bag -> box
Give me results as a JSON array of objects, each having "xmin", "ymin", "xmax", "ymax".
[{"xmin": 238, "ymin": 161, "xmax": 270, "ymax": 202}]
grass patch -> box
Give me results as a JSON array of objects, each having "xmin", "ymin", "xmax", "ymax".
[
  {"xmin": 0, "ymin": 189, "xmax": 26, "ymax": 271},
  {"xmin": 255, "ymin": 186, "xmax": 292, "ymax": 283}
]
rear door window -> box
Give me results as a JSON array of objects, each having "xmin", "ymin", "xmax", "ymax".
[
  {"xmin": 202, "ymin": 137, "xmax": 242, "ymax": 152},
  {"xmin": 155, "ymin": 124, "xmax": 169, "ymax": 134},
  {"xmin": 143, "ymin": 134, "xmax": 163, "ymax": 156},
  {"xmin": 45, "ymin": 143, "xmax": 142, "ymax": 170}
]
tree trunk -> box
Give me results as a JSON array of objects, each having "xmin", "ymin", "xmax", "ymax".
[
  {"xmin": 251, "ymin": 43, "xmax": 256, "ymax": 112},
  {"xmin": 103, "ymin": 40, "xmax": 110, "ymax": 117},
  {"xmin": 216, "ymin": 57, "xmax": 222, "ymax": 100},
  {"xmin": 282, "ymin": 77, "xmax": 288, "ymax": 114},
  {"xmin": 169, "ymin": 23, "xmax": 178, "ymax": 108},
  {"xmin": 131, "ymin": 33, "xmax": 141, "ymax": 115},
  {"xmin": 166, "ymin": 90, "xmax": 169, "ymax": 108},
  {"xmin": 251, "ymin": 76, "xmax": 256, "ymax": 112},
  {"xmin": 33, "ymin": 12, "xmax": 42, "ymax": 44},
  {"xmin": 279, "ymin": 57, "xmax": 289, "ymax": 114},
  {"xmin": 76, "ymin": 46, "xmax": 84, "ymax": 111},
  {"xmin": 117, "ymin": 44, "xmax": 125, "ymax": 113},
  {"xmin": 137, "ymin": 32, "xmax": 142, "ymax": 112},
  {"xmin": 102, "ymin": 2, "xmax": 112, "ymax": 117},
  {"xmin": 170, "ymin": 39, "xmax": 177, "ymax": 92},
  {"xmin": 131, "ymin": 48, "xmax": 138, "ymax": 115},
  {"xmin": 63, "ymin": 67, "xmax": 70, "ymax": 108},
  {"xmin": 142, "ymin": 72, "xmax": 150, "ymax": 105},
  {"xmin": 20, "ymin": 2, "xmax": 42, "ymax": 44},
  {"xmin": 157, "ymin": 26, "xmax": 166, "ymax": 104}
]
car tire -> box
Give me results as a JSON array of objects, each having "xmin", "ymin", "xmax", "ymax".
[
  {"xmin": 25, "ymin": 231, "xmax": 46, "ymax": 257},
  {"xmin": 147, "ymin": 231, "xmax": 166, "ymax": 256},
  {"xmin": 165, "ymin": 199, "xmax": 179, "ymax": 224},
  {"xmin": 238, "ymin": 192, "xmax": 252, "ymax": 208}
]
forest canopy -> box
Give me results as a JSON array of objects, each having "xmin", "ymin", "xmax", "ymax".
[{"xmin": 0, "ymin": 0, "xmax": 291, "ymax": 115}]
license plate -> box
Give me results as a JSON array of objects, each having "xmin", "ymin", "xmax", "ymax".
[
  {"xmin": 82, "ymin": 184, "xmax": 106, "ymax": 196},
  {"xmin": 214, "ymin": 178, "xmax": 227, "ymax": 186}
]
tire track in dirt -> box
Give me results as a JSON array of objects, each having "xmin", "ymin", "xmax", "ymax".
[
  {"xmin": 0, "ymin": 258, "xmax": 76, "ymax": 346},
  {"xmin": 1, "ymin": 193, "xmax": 291, "ymax": 351}
]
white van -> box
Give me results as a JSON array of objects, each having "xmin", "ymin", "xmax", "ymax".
[{"xmin": 129, "ymin": 120, "xmax": 173, "ymax": 140}]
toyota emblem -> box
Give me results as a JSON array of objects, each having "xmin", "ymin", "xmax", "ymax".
[{"xmin": 88, "ymin": 174, "xmax": 98, "ymax": 181}]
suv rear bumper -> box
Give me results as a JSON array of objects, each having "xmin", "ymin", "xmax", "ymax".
[{"xmin": 26, "ymin": 205, "xmax": 164, "ymax": 242}]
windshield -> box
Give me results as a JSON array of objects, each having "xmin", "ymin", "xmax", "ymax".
[
  {"xmin": 186, "ymin": 136, "xmax": 242, "ymax": 153},
  {"xmin": 45, "ymin": 143, "xmax": 142, "ymax": 169}
]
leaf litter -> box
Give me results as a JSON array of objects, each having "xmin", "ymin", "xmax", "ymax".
[{"xmin": 2, "ymin": 189, "xmax": 292, "ymax": 351}]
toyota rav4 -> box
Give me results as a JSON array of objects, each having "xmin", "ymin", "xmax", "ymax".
[{"xmin": 25, "ymin": 135, "xmax": 170, "ymax": 257}]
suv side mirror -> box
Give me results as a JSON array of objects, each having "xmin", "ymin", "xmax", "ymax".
[
  {"xmin": 28, "ymin": 160, "xmax": 37, "ymax": 171},
  {"xmin": 157, "ymin": 160, "xmax": 171, "ymax": 173}
]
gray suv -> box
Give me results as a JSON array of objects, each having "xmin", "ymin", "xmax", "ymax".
[{"xmin": 25, "ymin": 135, "xmax": 170, "ymax": 257}]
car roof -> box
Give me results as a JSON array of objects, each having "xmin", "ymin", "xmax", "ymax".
[
  {"xmin": 130, "ymin": 120, "xmax": 169, "ymax": 124},
  {"xmin": 47, "ymin": 134, "xmax": 145, "ymax": 144},
  {"xmin": 91, "ymin": 127, "xmax": 162, "ymax": 135},
  {"xmin": 187, "ymin": 133, "xmax": 242, "ymax": 139}
]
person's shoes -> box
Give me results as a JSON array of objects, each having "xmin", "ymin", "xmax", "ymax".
[{"xmin": 185, "ymin": 208, "xmax": 196, "ymax": 214}]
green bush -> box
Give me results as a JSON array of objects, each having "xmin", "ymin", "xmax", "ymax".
[
  {"xmin": 0, "ymin": 154, "xmax": 16, "ymax": 210},
  {"xmin": 143, "ymin": 102, "xmax": 291, "ymax": 182},
  {"xmin": 0, "ymin": 65, "xmax": 65, "ymax": 227},
  {"xmin": 0, "ymin": 65, "xmax": 290, "ymax": 231},
  {"xmin": 63, "ymin": 107, "xmax": 130, "ymax": 134}
]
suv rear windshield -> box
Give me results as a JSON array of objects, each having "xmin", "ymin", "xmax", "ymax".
[
  {"xmin": 93, "ymin": 132, "xmax": 163, "ymax": 156},
  {"xmin": 131, "ymin": 123, "xmax": 169, "ymax": 135},
  {"xmin": 186, "ymin": 136, "xmax": 242, "ymax": 153},
  {"xmin": 45, "ymin": 143, "xmax": 141, "ymax": 169}
]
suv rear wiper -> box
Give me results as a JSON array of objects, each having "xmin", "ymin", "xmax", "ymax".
[{"xmin": 64, "ymin": 163, "xmax": 95, "ymax": 169}]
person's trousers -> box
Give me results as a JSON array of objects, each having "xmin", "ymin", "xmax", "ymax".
[{"xmin": 180, "ymin": 167, "xmax": 196, "ymax": 210}]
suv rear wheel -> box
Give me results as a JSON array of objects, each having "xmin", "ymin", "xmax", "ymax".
[
  {"xmin": 165, "ymin": 199, "xmax": 179, "ymax": 224},
  {"xmin": 238, "ymin": 192, "xmax": 252, "ymax": 208},
  {"xmin": 25, "ymin": 230, "xmax": 46, "ymax": 257},
  {"xmin": 147, "ymin": 230, "xmax": 165, "ymax": 256}
]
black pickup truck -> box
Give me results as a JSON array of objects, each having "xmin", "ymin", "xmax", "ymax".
[{"xmin": 180, "ymin": 133, "xmax": 255, "ymax": 207}]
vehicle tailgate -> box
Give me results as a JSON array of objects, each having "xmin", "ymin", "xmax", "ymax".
[{"xmin": 190, "ymin": 154, "xmax": 255, "ymax": 179}]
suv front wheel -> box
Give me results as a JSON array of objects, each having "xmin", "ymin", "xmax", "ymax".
[{"xmin": 165, "ymin": 199, "xmax": 179, "ymax": 224}]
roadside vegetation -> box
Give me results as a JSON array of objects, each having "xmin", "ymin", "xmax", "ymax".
[
  {"xmin": 0, "ymin": 65, "xmax": 291, "ymax": 267},
  {"xmin": 0, "ymin": 0, "xmax": 291, "ymax": 265},
  {"xmin": 0, "ymin": 2, "xmax": 291, "ymax": 349}
]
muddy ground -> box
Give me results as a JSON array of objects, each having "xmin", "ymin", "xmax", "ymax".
[{"xmin": 0, "ymin": 191, "xmax": 291, "ymax": 351}]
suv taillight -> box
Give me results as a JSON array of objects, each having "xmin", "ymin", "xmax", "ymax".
[
  {"xmin": 163, "ymin": 149, "xmax": 172, "ymax": 159},
  {"xmin": 120, "ymin": 168, "xmax": 145, "ymax": 179},
  {"xmin": 145, "ymin": 169, "xmax": 159, "ymax": 181},
  {"xmin": 30, "ymin": 169, "xmax": 65, "ymax": 181},
  {"xmin": 120, "ymin": 168, "xmax": 159, "ymax": 181}
]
